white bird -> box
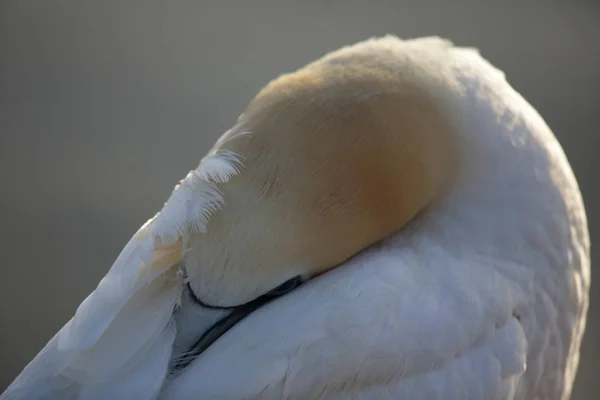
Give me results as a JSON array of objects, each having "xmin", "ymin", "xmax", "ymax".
[{"xmin": 2, "ymin": 36, "xmax": 590, "ymax": 400}]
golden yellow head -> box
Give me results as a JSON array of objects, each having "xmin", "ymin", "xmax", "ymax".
[{"xmin": 184, "ymin": 44, "xmax": 458, "ymax": 307}]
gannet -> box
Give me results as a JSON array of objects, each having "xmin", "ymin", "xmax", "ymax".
[{"xmin": 1, "ymin": 36, "xmax": 590, "ymax": 400}]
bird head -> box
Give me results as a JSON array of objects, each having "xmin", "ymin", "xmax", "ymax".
[{"xmin": 174, "ymin": 45, "xmax": 458, "ymax": 364}]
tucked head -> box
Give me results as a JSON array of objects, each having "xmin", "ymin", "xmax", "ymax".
[{"xmin": 182, "ymin": 45, "xmax": 458, "ymax": 311}]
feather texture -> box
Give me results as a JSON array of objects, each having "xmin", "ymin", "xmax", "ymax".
[
  {"xmin": 2, "ymin": 35, "xmax": 589, "ymax": 400},
  {"xmin": 1, "ymin": 147, "xmax": 243, "ymax": 400},
  {"xmin": 159, "ymin": 36, "xmax": 589, "ymax": 399}
]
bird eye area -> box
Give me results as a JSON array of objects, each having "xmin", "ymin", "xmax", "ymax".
[{"xmin": 187, "ymin": 275, "xmax": 303, "ymax": 311}]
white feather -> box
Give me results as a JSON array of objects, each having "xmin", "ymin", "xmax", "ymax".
[
  {"xmin": 57, "ymin": 229, "xmax": 156, "ymax": 351},
  {"xmin": 3, "ymin": 36, "xmax": 588, "ymax": 400},
  {"xmin": 160, "ymin": 36, "xmax": 589, "ymax": 400},
  {"xmin": 61, "ymin": 270, "xmax": 182, "ymax": 381},
  {"xmin": 196, "ymin": 150, "xmax": 244, "ymax": 183},
  {"xmin": 77, "ymin": 322, "xmax": 177, "ymax": 400},
  {"xmin": 1, "ymin": 143, "xmax": 243, "ymax": 400}
]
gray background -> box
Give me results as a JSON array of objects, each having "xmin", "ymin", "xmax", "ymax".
[{"xmin": 1, "ymin": 1, "xmax": 598, "ymax": 397}]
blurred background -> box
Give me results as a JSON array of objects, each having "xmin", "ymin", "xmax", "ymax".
[{"xmin": 0, "ymin": 0, "xmax": 598, "ymax": 397}]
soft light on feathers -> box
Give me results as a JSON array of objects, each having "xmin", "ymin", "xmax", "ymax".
[
  {"xmin": 2, "ymin": 35, "xmax": 589, "ymax": 400},
  {"xmin": 3, "ymin": 145, "xmax": 244, "ymax": 399}
]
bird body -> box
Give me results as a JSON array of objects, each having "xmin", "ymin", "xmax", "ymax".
[{"xmin": 2, "ymin": 36, "xmax": 590, "ymax": 400}]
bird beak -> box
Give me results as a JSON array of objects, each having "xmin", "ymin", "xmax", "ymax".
[{"xmin": 172, "ymin": 276, "xmax": 303, "ymax": 371}]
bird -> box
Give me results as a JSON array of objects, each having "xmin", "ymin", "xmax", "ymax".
[{"xmin": 1, "ymin": 35, "xmax": 590, "ymax": 400}]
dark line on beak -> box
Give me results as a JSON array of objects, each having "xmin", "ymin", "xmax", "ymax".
[
  {"xmin": 185, "ymin": 275, "xmax": 302, "ymax": 310},
  {"xmin": 173, "ymin": 276, "xmax": 303, "ymax": 372}
]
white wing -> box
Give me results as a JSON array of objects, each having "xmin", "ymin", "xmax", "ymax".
[
  {"xmin": 4, "ymin": 36, "xmax": 588, "ymax": 400},
  {"xmin": 160, "ymin": 247, "xmax": 531, "ymax": 400},
  {"xmin": 1, "ymin": 149, "xmax": 242, "ymax": 400},
  {"xmin": 160, "ymin": 36, "xmax": 589, "ymax": 399}
]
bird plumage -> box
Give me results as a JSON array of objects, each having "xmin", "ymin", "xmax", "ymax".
[{"xmin": 2, "ymin": 35, "xmax": 590, "ymax": 400}]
